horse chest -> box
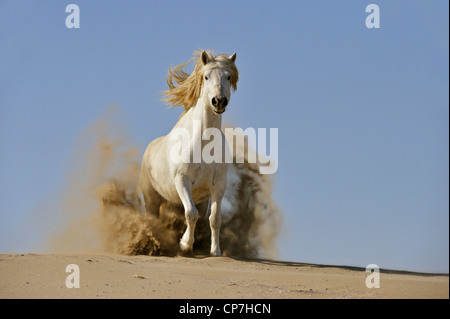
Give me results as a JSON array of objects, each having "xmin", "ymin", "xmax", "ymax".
[{"xmin": 152, "ymin": 161, "xmax": 224, "ymax": 204}]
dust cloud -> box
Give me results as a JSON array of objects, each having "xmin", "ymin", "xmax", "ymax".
[{"xmin": 50, "ymin": 105, "xmax": 282, "ymax": 259}]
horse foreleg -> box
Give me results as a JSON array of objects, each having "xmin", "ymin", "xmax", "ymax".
[
  {"xmin": 209, "ymin": 196, "xmax": 222, "ymax": 257},
  {"xmin": 175, "ymin": 177, "xmax": 198, "ymax": 254}
]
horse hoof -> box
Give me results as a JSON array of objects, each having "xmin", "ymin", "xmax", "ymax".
[
  {"xmin": 179, "ymin": 241, "xmax": 193, "ymax": 256},
  {"xmin": 210, "ymin": 249, "xmax": 221, "ymax": 257}
]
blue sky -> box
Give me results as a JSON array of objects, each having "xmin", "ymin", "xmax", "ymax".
[{"xmin": 1, "ymin": 1, "xmax": 448, "ymax": 273}]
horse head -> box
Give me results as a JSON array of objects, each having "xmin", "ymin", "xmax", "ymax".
[{"xmin": 200, "ymin": 50, "xmax": 237, "ymax": 115}]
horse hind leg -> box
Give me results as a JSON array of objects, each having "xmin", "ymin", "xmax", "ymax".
[{"xmin": 140, "ymin": 178, "xmax": 164, "ymax": 217}]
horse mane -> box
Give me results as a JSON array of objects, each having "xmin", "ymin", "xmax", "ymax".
[{"xmin": 162, "ymin": 50, "xmax": 239, "ymax": 117}]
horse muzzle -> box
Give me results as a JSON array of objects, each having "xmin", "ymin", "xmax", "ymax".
[{"xmin": 212, "ymin": 96, "xmax": 228, "ymax": 114}]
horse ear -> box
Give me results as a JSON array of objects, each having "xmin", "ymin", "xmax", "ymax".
[
  {"xmin": 228, "ymin": 52, "xmax": 237, "ymax": 63},
  {"xmin": 201, "ymin": 50, "xmax": 210, "ymax": 65}
]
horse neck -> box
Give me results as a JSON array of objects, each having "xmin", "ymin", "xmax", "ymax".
[{"xmin": 190, "ymin": 97, "xmax": 222, "ymax": 131}]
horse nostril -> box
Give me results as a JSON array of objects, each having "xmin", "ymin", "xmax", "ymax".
[
  {"xmin": 221, "ymin": 97, "xmax": 228, "ymax": 108},
  {"xmin": 212, "ymin": 97, "xmax": 218, "ymax": 106}
]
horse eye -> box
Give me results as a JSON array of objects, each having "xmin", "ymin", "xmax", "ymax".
[
  {"xmin": 227, "ymin": 75, "xmax": 231, "ymax": 80},
  {"xmin": 205, "ymin": 75, "xmax": 209, "ymax": 80}
]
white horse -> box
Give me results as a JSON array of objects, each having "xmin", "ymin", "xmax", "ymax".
[{"xmin": 139, "ymin": 50, "xmax": 238, "ymax": 256}]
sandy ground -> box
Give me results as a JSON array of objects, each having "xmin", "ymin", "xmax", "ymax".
[{"xmin": 0, "ymin": 253, "xmax": 447, "ymax": 299}]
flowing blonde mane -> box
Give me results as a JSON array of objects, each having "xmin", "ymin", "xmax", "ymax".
[{"xmin": 162, "ymin": 50, "xmax": 239, "ymax": 117}]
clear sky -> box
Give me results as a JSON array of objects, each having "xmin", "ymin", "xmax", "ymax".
[{"xmin": 1, "ymin": 1, "xmax": 448, "ymax": 273}]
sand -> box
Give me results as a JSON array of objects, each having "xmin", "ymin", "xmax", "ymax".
[{"xmin": 0, "ymin": 253, "xmax": 447, "ymax": 299}]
